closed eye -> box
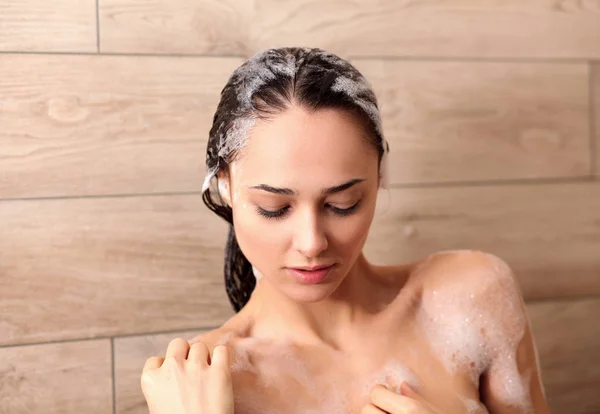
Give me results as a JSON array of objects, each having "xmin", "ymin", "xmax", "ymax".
[{"xmin": 256, "ymin": 200, "xmax": 361, "ymax": 220}]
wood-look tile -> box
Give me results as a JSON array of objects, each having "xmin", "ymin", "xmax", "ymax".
[
  {"xmin": 353, "ymin": 60, "xmax": 590, "ymax": 184},
  {"xmin": 3, "ymin": 182, "xmax": 599, "ymax": 347},
  {"xmin": 527, "ymin": 297, "xmax": 600, "ymax": 414},
  {"xmin": 0, "ymin": 0, "xmax": 97, "ymax": 52},
  {"xmin": 99, "ymin": 0, "xmax": 600, "ymax": 58},
  {"xmin": 365, "ymin": 182, "xmax": 600, "ymax": 300},
  {"xmin": 0, "ymin": 339, "xmax": 112, "ymax": 413},
  {"xmin": 0, "ymin": 194, "xmax": 233, "ymax": 346},
  {"xmin": 0, "ymin": 54, "xmax": 242, "ymax": 199}
]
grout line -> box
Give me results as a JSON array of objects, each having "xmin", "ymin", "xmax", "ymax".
[
  {"xmin": 385, "ymin": 175, "xmax": 595, "ymax": 189},
  {"xmin": 590, "ymin": 62, "xmax": 597, "ymax": 178},
  {"xmin": 0, "ymin": 326, "xmax": 220, "ymax": 349},
  {"xmin": 111, "ymin": 337, "xmax": 116, "ymax": 414},
  {"xmin": 0, "ymin": 50, "xmax": 244, "ymax": 58},
  {"xmin": 0, "ymin": 49, "xmax": 597, "ymax": 63},
  {"xmin": 346, "ymin": 54, "xmax": 594, "ymax": 64},
  {"xmin": 0, "ymin": 176, "xmax": 597, "ymax": 205},
  {"xmin": 96, "ymin": 0, "xmax": 101, "ymax": 53},
  {"xmin": 0, "ymin": 190, "xmax": 203, "ymax": 203},
  {"xmin": 524, "ymin": 294, "xmax": 600, "ymax": 306}
]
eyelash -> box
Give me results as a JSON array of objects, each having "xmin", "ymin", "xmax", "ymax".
[{"xmin": 256, "ymin": 201, "xmax": 361, "ymax": 220}]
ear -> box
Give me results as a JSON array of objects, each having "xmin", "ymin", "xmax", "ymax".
[{"xmin": 216, "ymin": 170, "xmax": 232, "ymax": 207}]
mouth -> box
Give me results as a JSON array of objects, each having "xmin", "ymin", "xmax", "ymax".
[
  {"xmin": 288, "ymin": 264, "xmax": 335, "ymax": 271},
  {"xmin": 286, "ymin": 264, "xmax": 336, "ymax": 284}
]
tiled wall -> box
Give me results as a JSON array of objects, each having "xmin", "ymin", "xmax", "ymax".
[{"xmin": 1, "ymin": 1, "xmax": 599, "ymax": 413}]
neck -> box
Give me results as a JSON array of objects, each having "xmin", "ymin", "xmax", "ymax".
[{"xmin": 240, "ymin": 254, "xmax": 388, "ymax": 351}]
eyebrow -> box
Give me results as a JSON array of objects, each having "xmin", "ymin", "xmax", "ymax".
[{"xmin": 248, "ymin": 178, "xmax": 366, "ymax": 196}]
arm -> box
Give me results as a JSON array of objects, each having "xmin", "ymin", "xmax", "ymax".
[
  {"xmin": 480, "ymin": 321, "xmax": 550, "ymax": 414},
  {"xmin": 476, "ymin": 255, "xmax": 551, "ymax": 414}
]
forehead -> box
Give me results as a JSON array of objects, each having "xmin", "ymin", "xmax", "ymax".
[{"xmin": 232, "ymin": 107, "xmax": 376, "ymax": 182}]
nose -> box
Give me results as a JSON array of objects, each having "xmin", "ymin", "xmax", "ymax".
[{"xmin": 292, "ymin": 208, "xmax": 328, "ymax": 258}]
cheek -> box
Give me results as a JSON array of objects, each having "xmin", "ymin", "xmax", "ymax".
[
  {"xmin": 232, "ymin": 205, "xmax": 286, "ymax": 265},
  {"xmin": 331, "ymin": 202, "xmax": 376, "ymax": 249},
  {"xmin": 332, "ymin": 217, "xmax": 372, "ymax": 256}
]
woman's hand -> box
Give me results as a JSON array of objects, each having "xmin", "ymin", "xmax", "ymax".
[
  {"xmin": 141, "ymin": 337, "xmax": 234, "ymax": 414},
  {"xmin": 363, "ymin": 381, "xmax": 442, "ymax": 414}
]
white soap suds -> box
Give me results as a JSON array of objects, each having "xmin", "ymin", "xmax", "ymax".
[
  {"xmin": 202, "ymin": 116, "xmax": 256, "ymax": 194},
  {"xmin": 201, "ymin": 48, "xmax": 389, "ymax": 198},
  {"xmin": 331, "ymin": 75, "xmax": 383, "ymax": 138},
  {"xmin": 416, "ymin": 253, "xmax": 532, "ymax": 412},
  {"xmin": 221, "ymin": 335, "xmax": 424, "ymax": 414},
  {"xmin": 251, "ymin": 265, "xmax": 263, "ymax": 280},
  {"xmin": 354, "ymin": 359, "xmax": 420, "ymax": 397},
  {"xmin": 229, "ymin": 161, "xmax": 244, "ymax": 204}
]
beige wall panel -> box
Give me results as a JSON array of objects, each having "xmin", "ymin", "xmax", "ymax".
[
  {"xmin": 353, "ymin": 60, "xmax": 590, "ymax": 184},
  {"xmin": 99, "ymin": 0, "xmax": 600, "ymax": 58},
  {"xmin": 0, "ymin": 0, "xmax": 97, "ymax": 52},
  {"xmin": 2, "ymin": 182, "xmax": 598, "ymax": 345},
  {"xmin": 365, "ymin": 182, "xmax": 600, "ymax": 300},
  {"xmin": 0, "ymin": 54, "xmax": 242, "ymax": 199},
  {"xmin": 0, "ymin": 195, "xmax": 233, "ymax": 346},
  {"xmin": 528, "ymin": 298, "xmax": 600, "ymax": 414},
  {"xmin": 0, "ymin": 339, "xmax": 112, "ymax": 413}
]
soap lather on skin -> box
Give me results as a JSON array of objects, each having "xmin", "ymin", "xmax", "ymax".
[{"xmin": 417, "ymin": 253, "xmax": 533, "ymax": 413}]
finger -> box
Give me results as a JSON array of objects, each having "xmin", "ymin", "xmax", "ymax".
[
  {"xmin": 141, "ymin": 356, "xmax": 164, "ymax": 393},
  {"xmin": 188, "ymin": 342, "xmax": 211, "ymax": 368},
  {"xmin": 165, "ymin": 337, "xmax": 191, "ymax": 360},
  {"xmin": 400, "ymin": 381, "xmax": 421, "ymax": 400},
  {"xmin": 370, "ymin": 384, "xmax": 419, "ymax": 413},
  {"xmin": 211, "ymin": 345, "xmax": 230, "ymax": 368},
  {"xmin": 360, "ymin": 403, "xmax": 388, "ymax": 414},
  {"xmin": 143, "ymin": 356, "xmax": 164, "ymax": 371},
  {"xmin": 400, "ymin": 382, "xmax": 439, "ymax": 412},
  {"xmin": 208, "ymin": 345, "xmax": 233, "ymax": 398}
]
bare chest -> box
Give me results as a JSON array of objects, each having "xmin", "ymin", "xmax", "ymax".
[{"xmin": 227, "ymin": 338, "xmax": 488, "ymax": 414}]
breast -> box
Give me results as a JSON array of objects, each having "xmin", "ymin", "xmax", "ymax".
[{"xmin": 226, "ymin": 336, "xmax": 484, "ymax": 414}]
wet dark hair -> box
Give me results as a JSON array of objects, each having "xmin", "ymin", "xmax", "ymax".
[{"xmin": 202, "ymin": 47, "xmax": 389, "ymax": 312}]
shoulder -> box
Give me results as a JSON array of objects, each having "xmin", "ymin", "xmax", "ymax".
[
  {"xmin": 187, "ymin": 318, "xmax": 250, "ymax": 354},
  {"xmin": 414, "ymin": 249, "xmax": 521, "ymax": 301},
  {"xmin": 187, "ymin": 328, "xmax": 228, "ymax": 349},
  {"xmin": 412, "ymin": 250, "xmax": 528, "ymax": 368},
  {"xmin": 415, "ymin": 249, "xmax": 526, "ymax": 321}
]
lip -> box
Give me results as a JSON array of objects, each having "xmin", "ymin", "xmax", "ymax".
[
  {"xmin": 289, "ymin": 264, "xmax": 335, "ymax": 271},
  {"xmin": 287, "ymin": 264, "xmax": 335, "ymax": 284}
]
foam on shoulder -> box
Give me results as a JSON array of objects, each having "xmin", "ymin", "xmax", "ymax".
[{"xmin": 416, "ymin": 253, "xmax": 532, "ymax": 411}]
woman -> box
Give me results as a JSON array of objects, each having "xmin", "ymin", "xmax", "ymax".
[{"xmin": 141, "ymin": 47, "xmax": 550, "ymax": 414}]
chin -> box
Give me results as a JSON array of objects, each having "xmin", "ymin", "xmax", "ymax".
[{"xmin": 284, "ymin": 280, "xmax": 342, "ymax": 303}]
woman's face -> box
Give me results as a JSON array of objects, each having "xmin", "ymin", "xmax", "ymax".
[{"xmin": 219, "ymin": 106, "xmax": 380, "ymax": 302}]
